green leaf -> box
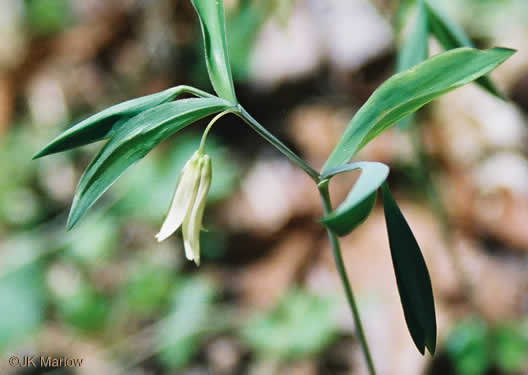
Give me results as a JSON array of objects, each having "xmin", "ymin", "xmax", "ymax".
[
  {"xmin": 191, "ymin": 0, "xmax": 237, "ymax": 104},
  {"xmin": 123, "ymin": 261, "xmax": 173, "ymax": 316},
  {"xmin": 157, "ymin": 277, "xmax": 216, "ymax": 369},
  {"xmin": 425, "ymin": 1, "xmax": 505, "ymax": 99},
  {"xmin": 396, "ymin": 0, "xmax": 429, "ymax": 129},
  {"xmin": 67, "ymin": 97, "xmax": 231, "ymax": 229},
  {"xmin": 242, "ymin": 288, "xmax": 337, "ymax": 360},
  {"xmin": 26, "ymin": 0, "xmax": 72, "ymax": 36},
  {"xmin": 323, "ymin": 47, "xmax": 514, "ymax": 173},
  {"xmin": 446, "ymin": 318, "xmax": 490, "ymax": 375},
  {"xmin": 227, "ymin": 0, "xmax": 266, "ymax": 79},
  {"xmin": 56, "ymin": 285, "xmax": 109, "ymax": 332},
  {"xmin": 397, "ymin": 0, "xmax": 429, "ymax": 73},
  {"xmin": 381, "ymin": 182, "xmax": 436, "ymax": 355},
  {"xmin": 320, "ymin": 162, "xmax": 389, "ymax": 236},
  {"xmin": 34, "ymin": 86, "xmax": 211, "ymax": 159},
  {"xmin": 0, "ymin": 263, "xmax": 45, "ymax": 350},
  {"xmin": 493, "ymin": 323, "xmax": 528, "ymax": 373},
  {"xmin": 394, "ymin": 0, "xmax": 417, "ymax": 35}
]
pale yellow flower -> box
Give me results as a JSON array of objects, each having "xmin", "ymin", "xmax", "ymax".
[{"xmin": 156, "ymin": 151, "xmax": 212, "ymax": 266}]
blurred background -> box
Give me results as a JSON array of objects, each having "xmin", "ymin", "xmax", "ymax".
[{"xmin": 0, "ymin": 0, "xmax": 527, "ymax": 374}]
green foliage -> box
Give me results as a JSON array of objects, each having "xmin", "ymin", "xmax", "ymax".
[
  {"xmin": 323, "ymin": 47, "xmax": 514, "ymax": 173},
  {"xmin": 55, "ymin": 285, "xmax": 109, "ymax": 332},
  {"xmin": 227, "ymin": 0, "xmax": 266, "ymax": 79},
  {"xmin": 191, "ymin": 0, "xmax": 238, "ymax": 104},
  {"xmin": 157, "ymin": 277, "xmax": 217, "ymax": 369},
  {"xmin": 123, "ymin": 261, "xmax": 174, "ymax": 317},
  {"xmin": 31, "ymin": 0, "xmax": 518, "ymax": 365},
  {"xmin": 242, "ymin": 289, "xmax": 337, "ymax": 360},
  {"xmin": 33, "ymin": 87, "xmax": 205, "ymax": 159},
  {"xmin": 381, "ymin": 183, "xmax": 436, "ymax": 355},
  {"xmin": 446, "ymin": 318, "xmax": 528, "ymax": 375},
  {"xmin": 0, "ymin": 263, "xmax": 45, "ymax": 351},
  {"xmin": 320, "ymin": 162, "xmax": 389, "ymax": 236},
  {"xmin": 424, "ymin": 0, "xmax": 505, "ymax": 99},
  {"xmin": 395, "ymin": 0, "xmax": 429, "ymax": 129},
  {"xmin": 394, "ymin": 0, "xmax": 417, "ymax": 34},
  {"xmin": 397, "ymin": 0, "xmax": 429, "ymax": 73},
  {"xmin": 494, "ymin": 323, "xmax": 528, "ymax": 373},
  {"xmin": 65, "ymin": 213, "xmax": 118, "ymax": 264},
  {"xmin": 67, "ymin": 97, "xmax": 232, "ymax": 229},
  {"xmin": 447, "ymin": 319, "xmax": 489, "ymax": 375},
  {"xmin": 0, "ymin": 129, "xmax": 42, "ymax": 227},
  {"xmin": 25, "ymin": 0, "xmax": 72, "ymax": 36}
]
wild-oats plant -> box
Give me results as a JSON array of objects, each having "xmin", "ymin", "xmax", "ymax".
[{"xmin": 34, "ymin": 0, "xmax": 514, "ymax": 373}]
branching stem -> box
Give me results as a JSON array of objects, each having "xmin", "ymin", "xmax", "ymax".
[
  {"xmin": 236, "ymin": 105, "xmax": 319, "ymax": 181},
  {"xmin": 236, "ymin": 104, "xmax": 376, "ymax": 373}
]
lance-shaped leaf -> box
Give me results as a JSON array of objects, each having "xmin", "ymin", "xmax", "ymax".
[
  {"xmin": 394, "ymin": 0, "xmax": 416, "ymax": 36},
  {"xmin": 67, "ymin": 97, "xmax": 232, "ymax": 229},
  {"xmin": 320, "ymin": 162, "xmax": 389, "ymax": 236},
  {"xmin": 381, "ymin": 182, "xmax": 436, "ymax": 355},
  {"xmin": 191, "ymin": 0, "xmax": 237, "ymax": 104},
  {"xmin": 397, "ymin": 0, "xmax": 429, "ymax": 73},
  {"xmin": 396, "ymin": 0, "xmax": 429, "ymax": 129},
  {"xmin": 424, "ymin": 1, "xmax": 505, "ymax": 99},
  {"xmin": 323, "ymin": 47, "xmax": 514, "ymax": 173},
  {"xmin": 34, "ymin": 86, "xmax": 213, "ymax": 158}
]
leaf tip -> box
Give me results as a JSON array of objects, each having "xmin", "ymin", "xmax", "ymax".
[
  {"xmin": 66, "ymin": 217, "xmax": 76, "ymax": 231},
  {"xmin": 32, "ymin": 151, "xmax": 44, "ymax": 160},
  {"xmin": 32, "ymin": 145, "xmax": 53, "ymax": 159},
  {"xmin": 493, "ymin": 46, "xmax": 517, "ymax": 54},
  {"xmin": 488, "ymin": 47, "xmax": 517, "ymax": 62},
  {"xmin": 66, "ymin": 206, "xmax": 81, "ymax": 231},
  {"xmin": 425, "ymin": 336, "xmax": 436, "ymax": 355}
]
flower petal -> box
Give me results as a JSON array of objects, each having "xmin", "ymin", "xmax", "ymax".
[
  {"xmin": 156, "ymin": 152, "xmax": 201, "ymax": 242},
  {"xmin": 183, "ymin": 155, "xmax": 211, "ymax": 266}
]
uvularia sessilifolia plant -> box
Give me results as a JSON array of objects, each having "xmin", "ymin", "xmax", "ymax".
[{"xmin": 34, "ymin": 0, "xmax": 514, "ymax": 373}]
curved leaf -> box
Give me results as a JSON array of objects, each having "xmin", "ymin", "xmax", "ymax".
[
  {"xmin": 191, "ymin": 0, "xmax": 237, "ymax": 104},
  {"xmin": 320, "ymin": 162, "xmax": 389, "ymax": 236},
  {"xmin": 424, "ymin": 1, "xmax": 505, "ymax": 99},
  {"xmin": 34, "ymin": 86, "xmax": 213, "ymax": 159},
  {"xmin": 67, "ymin": 97, "xmax": 232, "ymax": 229},
  {"xmin": 322, "ymin": 47, "xmax": 515, "ymax": 173},
  {"xmin": 381, "ymin": 182, "xmax": 436, "ymax": 355}
]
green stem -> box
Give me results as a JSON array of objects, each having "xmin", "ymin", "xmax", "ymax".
[
  {"xmin": 199, "ymin": 109, "xmax": 235, "ymax": 153},
  {"xmin": 237, "ymin": 104, "xmax": 375, "ymax": 372},
  {"xmin": 236, "ymin": 105, "xmax": 319, "ymax": 181},
  {"xmin": 318, "ymin": 180, "xmax": 377, "ymax": 375}
]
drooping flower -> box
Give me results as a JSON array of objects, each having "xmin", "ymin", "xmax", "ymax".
[{"xmin": 156, "ymin": 151, "xmax": 212, "ymax": 266}]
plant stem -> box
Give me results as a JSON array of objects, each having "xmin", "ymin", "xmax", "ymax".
[
  {"xmin": 237, "ymin": 104, "xmax": 375, "ymax": 373},
  {"xmin": 199, "ymin": 109, "xmax": 236, "ymax": 153},
  {"xmin": 236, "ymin": 105, "xmax": 319, "ymax": 182},
  {"xmin": 318, "ymin": 180, "xmax": 377, "ymax": 375}
]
